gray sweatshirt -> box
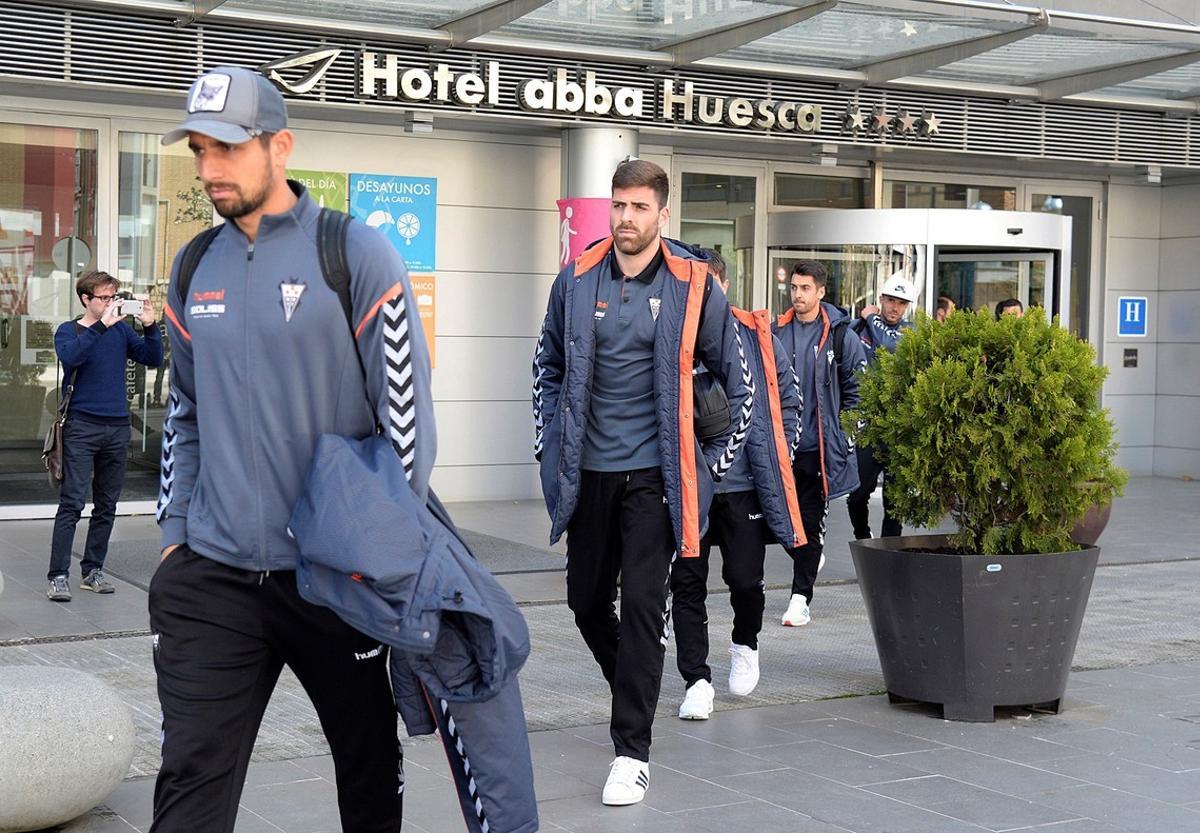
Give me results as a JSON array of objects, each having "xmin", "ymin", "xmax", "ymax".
[{"xmin": 157, "ymin": 184, "xmax": 436, "ymax": 572}]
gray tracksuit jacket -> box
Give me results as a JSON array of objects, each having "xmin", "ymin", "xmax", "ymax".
[{"xmin": 157, "ymin": 184, "xmax": 436, "ymax": 571}]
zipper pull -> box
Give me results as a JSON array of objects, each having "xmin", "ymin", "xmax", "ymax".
[{"xmin": 247, "ymin": 243, "xmax": 255, "ymax": 262}]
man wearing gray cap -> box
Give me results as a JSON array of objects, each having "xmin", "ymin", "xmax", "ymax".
[{"xmin": 149, "ymin": 67, "xmax": 434, "ymax": 833}]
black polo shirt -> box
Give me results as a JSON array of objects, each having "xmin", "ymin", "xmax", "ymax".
[{"xmin": 581, "ymin": 248, "xmax": 666, "ymax": 472}]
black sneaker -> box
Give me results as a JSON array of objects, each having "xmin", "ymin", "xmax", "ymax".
[
  {"xmin": 46, "ymin": 575, "xmax": 72, "ymax": 602},
  {"xmin": 80, "ymin": 570, "xmax": 115, "ymax": 594}
]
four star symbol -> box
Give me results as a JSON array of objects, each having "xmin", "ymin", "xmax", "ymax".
[
  {"xmin": 870, "ymin": 106, "xmax": 893, "ymax": 133},
  {"xmin": 896, "ymin": 109, "xmax": 919, "ymax": 135},
  {"xmin": 844, "ymin": 106, "xmax": 867, "ymax": 132},
  {"xmin": 840, "ymin": 106, "xmax": 942, "ymax": 139}
]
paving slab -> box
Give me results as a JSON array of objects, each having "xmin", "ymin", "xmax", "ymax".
[{"xmin": 6, "ymin": 476, "xmax": 1200, "ymax": 833}]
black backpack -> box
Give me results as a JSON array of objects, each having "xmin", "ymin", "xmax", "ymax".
[
  {"xmin": 830, "ymin": 318, "xmax": 853, "ymax": 368},
  {"xmin": 174, "ymin": 208, "xmax": 355, "ymax": 332}
]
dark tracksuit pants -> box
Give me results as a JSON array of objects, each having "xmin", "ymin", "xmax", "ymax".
[
  {"xmin": 672, "ymin": 490, "xmax": 767, "ymax": 687},
  {"xmin": 566, "ymin": 467, "xmax": 675, "ymax": 762},
  {"xmin": 48, "ymin": 415, "xmax": 130, "ymax": 580},
  {"xmin": 847, "ymin": 444, "xmax": 902, "ymax": 539},
  {"xmin": 148, "ymin": 545, "xmax": 402, "ymax": 833},
  {"xmin": 788, "ymin": 450, "xmax": 828, "ymax": 603}
]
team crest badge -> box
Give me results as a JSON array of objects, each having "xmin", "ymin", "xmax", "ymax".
[
  {"xmin": 649, "ymin": 297, "xmax": 661, "ymax": 321},
  {"xmin": 279, "ymin": 280, "xmax": 306, "ymax": 322}
]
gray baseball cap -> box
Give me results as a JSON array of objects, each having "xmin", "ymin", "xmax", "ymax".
[{"xmin": 162, "ymin": 66, "xmax": 288, "ymax": 146}]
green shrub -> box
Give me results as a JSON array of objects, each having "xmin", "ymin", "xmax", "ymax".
[{"xmin": 844, "ymin": 308, "xmax": 1126, "ymax": 555}]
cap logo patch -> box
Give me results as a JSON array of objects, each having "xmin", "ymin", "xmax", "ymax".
[{"xmin": 189, "ymin": 74, "xmax": 231, "ymax": 113}]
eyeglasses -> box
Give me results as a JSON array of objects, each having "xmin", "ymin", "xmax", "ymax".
[{"xmin": 89, "ymin": 294, "xmax": 116, "ymax": 302}]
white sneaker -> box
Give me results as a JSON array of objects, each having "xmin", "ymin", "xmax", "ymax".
[
  {"xmin": 678, "ymin": 678, "xmax": 715, "ymax": 720},
  {"xmin": 728, "ymin": 643, "xmax": 760, "ymax": 696},
  {"xmin": 602, "ymin": 756, "xmax": 649, "ymax": 806},
  {"xmin": 781, "ymin": 594, "xmax": 811, "ymax": 627}
]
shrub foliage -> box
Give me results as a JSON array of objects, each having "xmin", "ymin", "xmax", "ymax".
[{"xmin": 845, "ymin": 308, "xmax": 1126, "ymax": 555}]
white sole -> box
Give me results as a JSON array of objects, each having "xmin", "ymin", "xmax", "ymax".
[
  {"xmin": 678, "ymin": 711, "xmax": 711, "ymax": 720},
  {"xmin": 602, "ymin": 794, "xmax": 645, "ymax": 806}
]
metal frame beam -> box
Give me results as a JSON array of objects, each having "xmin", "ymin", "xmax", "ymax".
[
  {"xmin": 1032, "ymin": 48, "xmax": 1200, "ymax": 100},
  {"xmin": 188, "ymin": 0, "xmax": 228, "ymax": 22},
  {"xmin": 434, "ymin": 0, "xmax": 553, "ymax": 48},
  {"xmin": 654, "ymin": 0, "xmax": 837, "ymax": 65},
  {"xmin": 35, "ymin": 0, "xmax": 1200, "ymax": 115},
  {"xmin": 852, "ymin": 0, "xmax": 1200, "ymax": 38},
  {"xmin": 847, "ymin": 12, "xmax": 1048, "ymax": 88}
]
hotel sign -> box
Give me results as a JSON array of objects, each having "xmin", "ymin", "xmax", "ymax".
[{"xmin": 262, "ymin": 48, "xmax": 943, "ymax": 140}]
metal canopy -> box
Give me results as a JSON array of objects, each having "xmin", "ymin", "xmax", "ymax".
[
  {"xmin": 434, "ymin": 0, "xmax": 553, "ymax": 48},
  {"xmin": 847, "ymin": 12, "xmax": 1047, "ymax": 88},
  {"xmin": 55, "ymin": 0, "xmax": 1200, "ymax": 113},
  {"xmin": 1033, "ymin": 47, "xmax": 1200, "ymax": 100},
  {"xmin": 655, "ymin": 0, "xmax": 837, "ymax": 65},
  {"xmin": 187, "ymin": 0, "xmax": 227, "ymax": 20}
]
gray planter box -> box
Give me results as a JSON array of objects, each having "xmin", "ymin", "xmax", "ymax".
[{"xmin": 850, "ymin": 534, "xmax": 1099, "ymax": 722}]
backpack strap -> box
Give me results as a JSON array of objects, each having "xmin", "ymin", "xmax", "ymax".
[
  {"xmin": 316, "ymin": 207, "xmax": 383, "ymax": 435},
  {"xmin": 830, "ymin": 318, "xmax": 850, "ymax": 369},
  {"xmin": 173, "ymin": 224, "xmax": 223, "ymax": 311},
  {"xmin": 317, "ymin": 207, "xmax": 354, "ymax": 333}
]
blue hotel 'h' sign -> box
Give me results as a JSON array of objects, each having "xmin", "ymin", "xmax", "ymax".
[{"xmin": 1117, "ymin": 296, "xmax": 1148, "ymax": 337}]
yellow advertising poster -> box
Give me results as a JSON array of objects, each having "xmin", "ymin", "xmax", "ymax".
[{"xmin": 410, "ymin": 275, "xmax": 436, "ymax": 368}]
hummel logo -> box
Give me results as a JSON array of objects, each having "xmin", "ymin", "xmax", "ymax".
[
  {"xmin": 354, "ymin": 645, "xmax": 384, "ymax": 661},
  {"xmin": 259, "ymin": 48, "xmax": 342, "ymax": 95}
]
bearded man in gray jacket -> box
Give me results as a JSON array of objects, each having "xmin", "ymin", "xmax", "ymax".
[{"xmin": 151, "ymin": 67, "xmax": 433, "ymax": 833}]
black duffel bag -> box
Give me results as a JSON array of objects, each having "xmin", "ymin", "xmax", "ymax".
[{"xmin": 692, "ymin": 370, "xmax": 731, "ymax": 441}]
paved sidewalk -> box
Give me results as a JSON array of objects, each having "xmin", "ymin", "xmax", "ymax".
[
  {"xmin": 0, "ymin": 476, "xmax": 1197, "ymax": 832},
  {"xmin": 70, "ymin": 661, "xmax": 1200, "ymax": 833}
]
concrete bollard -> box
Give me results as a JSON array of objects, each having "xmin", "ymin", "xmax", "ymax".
[{"xmin": 0, "ymin": 666, "xmax": 135, "ymax": 833}]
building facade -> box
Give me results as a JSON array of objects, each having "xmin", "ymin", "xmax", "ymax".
[{"xmin": 1, "ymin": 0, "xmax": 1197, "ymax": 515}]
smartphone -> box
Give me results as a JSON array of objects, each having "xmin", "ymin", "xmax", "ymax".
[{"xmin": 121, "ymin": 298, "xmax": 144, "ymax": 317}]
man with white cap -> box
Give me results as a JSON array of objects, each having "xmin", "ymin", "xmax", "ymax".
[
  {"xmin": 846, "ymin": 272, "xmax": 916, "ymax": 540},
  {"xmin": 149, "ymin": 66, "xmax": 434, "ymax": 832}
]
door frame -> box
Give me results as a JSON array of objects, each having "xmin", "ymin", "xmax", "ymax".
[
  {"xmin": 670, "ymin": 156, "xmax": 768, "ymax": 308},
  {"xmin": 936, "ymin": 251, "xmax": 1058, "ymax": 316},
  {"xmin": 1017, "ymin": 179, "xmax": 1105, "ymax": 352}
]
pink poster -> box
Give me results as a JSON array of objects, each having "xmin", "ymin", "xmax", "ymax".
[{"xmin": 556, "ymin": 197, "xmax": 610, "ymax": 269}]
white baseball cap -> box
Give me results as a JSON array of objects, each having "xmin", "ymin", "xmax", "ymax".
[{"xmin": 880, "ymin": 273, "xmax": 918, "ymax": 304}]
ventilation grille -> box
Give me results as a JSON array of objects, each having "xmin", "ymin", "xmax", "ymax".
[{"xmin": 1, "ymin": 1, "xmax": 1196, "ymax": 168}]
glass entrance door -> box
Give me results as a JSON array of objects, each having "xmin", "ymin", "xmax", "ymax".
[
  {"xmin": 0, "ymin": 122, "xmax": 100, "ymax": 504},
  {"xmin": 1027, "ymin": 191, "xmax": 1095, "ymax": 341},
  {"xmin": 936, "ymin": 252, "xmax": 1054, "ymax": 319},
  {"xmin": 679, "ymin": 171, "xmax": 758, "ymax": 310}
]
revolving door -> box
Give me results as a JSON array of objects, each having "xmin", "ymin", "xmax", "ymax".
[{"xmin": 767, "ymin": 209, "xmax": 1072, "ymax": 328}]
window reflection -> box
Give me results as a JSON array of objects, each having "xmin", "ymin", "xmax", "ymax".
[
  {"xmin": 769, "ymin": 244, "xmax": 924, "ymax": 319},
  {"xmin": 681, "ymin": 172, "xmax": 757, "ymax": 311},
  {"xmin": 117, "ymin": 132, "xmax": 211, "ymax": 484},
  {"xmin": 0, "ymin": 123, "xmax": 98, "ymax": 503},
  {"xmin": 774, "ymin": 173, "xmax": 865, "ymax": 209},
  {"xmin": 885, "ymin": 180, "xmax": 1016, "ymax": 211}
]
